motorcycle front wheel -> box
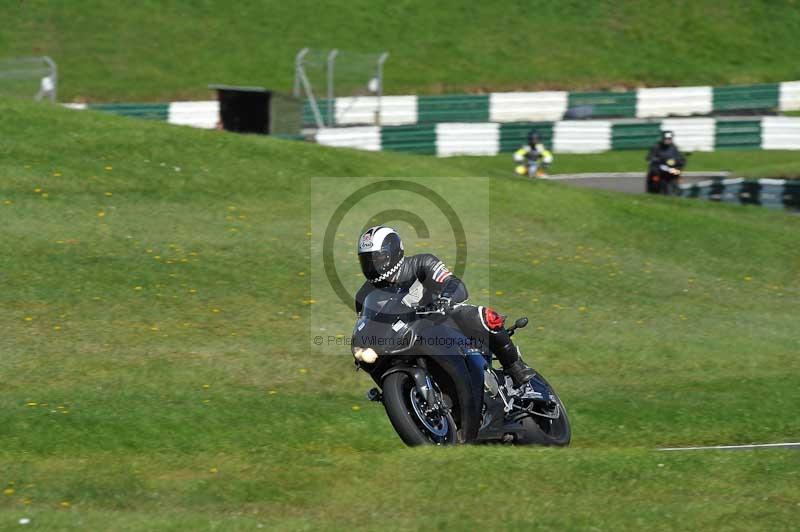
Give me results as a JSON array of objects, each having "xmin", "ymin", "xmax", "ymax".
[{"xmin": 382, "ymin": 372, "xmax": 457, "ymax": 446}]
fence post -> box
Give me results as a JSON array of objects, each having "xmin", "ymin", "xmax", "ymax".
[
  {"xmin": 376, "ymin": 52, "xmax": 389, "ymax": 126},
  {"xmin": 326, "ymin": 49, "xmax": 338, "ymax": 127},
  {"xmin": 42, "ymin": 56, "xmax": 57, "ymax": 103},
  {"xmin": 293, "ymin": 48, "xmax": 308, "ymax": 99}
]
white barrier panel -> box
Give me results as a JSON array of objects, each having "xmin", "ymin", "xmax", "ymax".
[
  {"xmin": 168, "ymin": 101, "xmax": 219, "ymax": 129},
  {"xmin": 660, "ymin": 118, "xmax": 715, "ymax": 151},
  {"xmin": 489, "ymin": 91, "xmax": 568, "ymax": 122},
  {"xmin": 636, "ymin": 86, "xmax": 713, "ymax": 118},
  {"xmin": 435, "ymin": 123, "xmax": 500, "ymax": 157},
  {"xmin": 334, "ymin": 96, "xmax": 417, "ymax": 126},
  {"xmin": 761, "ymin": 116, "xmax": 800, "ymax": 149},
  {"xmin": 552, "ymin": 121, "xmax": 611, "ymax": 153},
  {"xmin": 316, "ymin": 126, "xmax": 381, "ymax": 151},
  {"xmin": 779, "ymin": 81, "xmax": 800, "ymax": 111},
  {"xmin": 62, "ymin": 103, "xmax": 87, "ymax": 110}
]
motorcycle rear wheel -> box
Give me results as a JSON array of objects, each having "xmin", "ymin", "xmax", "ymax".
[
  {"xmin": 515, "ymin": 373, "xmax": 571, "ymax": 446},
  {"xmin": 382, "ymin": 372, "xmax": 457, "ymax": 446}
]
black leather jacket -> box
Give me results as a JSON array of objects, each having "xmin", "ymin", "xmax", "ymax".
[
  {"xmin": 355, "ymin": 253, "xmax": 467, "ymax": 314},
  {"xmin": 646, "ymin": 142, "xmax": 686, "ymax": 168}
]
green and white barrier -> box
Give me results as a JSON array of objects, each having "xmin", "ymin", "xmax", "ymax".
[
  {"xmin": 315, "ymin": 116, "xmax": 800, "ymax": 156},
  {"xmin": 68, "ymin": 80, "xmax": 800, "ymax": 132},
  {"xmin": 65, "ymin": 100, "xmax": 219, "ymax": 128},
  {"xmin": 761, "ymin": 116, "xmax": 800, "ymax": 149},
  {"xmin": 779, "ymin": 81, "xmax": 800, "ymax": 111},
  {"xmin": 552, "ymin": 121, "xmax": 611, "ymax": 153},
  {"xmin": 489, "ymin": 91, "xmax": 568, "ymax": 122},
  {"xmin": 316, "ymin": 126, "xmax": 381, "ymax": 151},
  {"xmin": 305, "ymin": 81, "xmax": 800, "ymax": 126},
  {"xmin": 435, "ymin": 123, "xmax": 500, "ymax": 156},
  {"xmin": 62, "ymin": 81, "xmax": 800, "ymax": 154},
  {"xmin": 635, "ymin": 86, "xmax": 713, "ymax": 118},
  {"xmin": 167, "ymin": 101, "xmax": 218, "ymax": 128},
  {"xmin": 334, "ymin": 95, "xmax": 417, "ymax": 126}
]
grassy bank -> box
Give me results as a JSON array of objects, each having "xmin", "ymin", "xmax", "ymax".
[{"xmin": 0, "ymin": 101, "xmax": 798, "ymax": 529}]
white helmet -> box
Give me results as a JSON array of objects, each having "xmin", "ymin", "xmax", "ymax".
[{"xmin": 357, "ymin": 226, "xmax": 404, "ymax": 283}]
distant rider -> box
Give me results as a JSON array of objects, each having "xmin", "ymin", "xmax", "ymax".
[
  {"xmin": 514, "ymin": 130, "xmax": 554, "ymax": 178},
  {"xmin": 354, "ymin": 225, "xmax": 544, "ymax": 391},
  {"xmin": 646, "ymin": 130, "xmax": 686, "ymax": 194}
]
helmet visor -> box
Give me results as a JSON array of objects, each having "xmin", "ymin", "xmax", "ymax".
[{"xmin": 359, "ymin": 250, "xmax": 392, "ymax": 280}]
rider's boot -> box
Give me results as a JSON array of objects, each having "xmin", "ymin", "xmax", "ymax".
[
  {"xmin": 506, "ymin": 358, "xmax": 536, "ymax": 388},
  {"xmin": 492, "ymin": 337, "xmax": 535, "ymax": 388},
  {"xmin": 495, "ymin": 339, "xmax": 551, "ymax": 399}
]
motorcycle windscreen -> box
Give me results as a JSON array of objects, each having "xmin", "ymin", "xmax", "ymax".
[{"xmin": 359, "ymin": 287, "xmax": 414, "ymax": 321}]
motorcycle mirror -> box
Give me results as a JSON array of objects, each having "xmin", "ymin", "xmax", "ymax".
[{"xmin": 514, "ymin": 317, "xmax": 528, "ymax": 330}]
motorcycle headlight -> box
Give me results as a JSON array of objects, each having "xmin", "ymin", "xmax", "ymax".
[{"xmin": 353, "ymin": 347, "xmax": 378, "ymax": 364}]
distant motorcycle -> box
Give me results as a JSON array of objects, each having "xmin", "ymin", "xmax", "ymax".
[
  {"xmin": 646, "ymin": 157, "xmax": 683, "ymax": 195},
  {"xmin": 351, "ymin": 287, "xmax": 571, "ymax": 446}
]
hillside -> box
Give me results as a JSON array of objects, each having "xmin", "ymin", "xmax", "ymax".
[
  {"xmin": 2, "ymin": 1, "xmax": 800, "ymax": 101},
  {"xmin": 1, "ymin": 101, "xmax": 799, "ymax": 529}
]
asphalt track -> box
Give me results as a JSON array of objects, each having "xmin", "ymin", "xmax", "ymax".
[{"xmin": 542, "ymin": 171, "xmax": 731, "ymax": 194}]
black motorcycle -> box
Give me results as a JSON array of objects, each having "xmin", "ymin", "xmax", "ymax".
[
  {"xmin": 351, "ymin": 287, "xmax": 571, "ymax": 446},
  {"xmin": 646, "ymin": 157, "xmax": 683, "ymax": 195}
]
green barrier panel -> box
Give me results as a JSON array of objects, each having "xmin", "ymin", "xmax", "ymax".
[
  {"xmin": 714, "ymin": 119, "xmax": 762, "ymax": 149},
  {"xmin": 499, "ymin": 122, "xmax": 554, "ymax": 153},
  {"xmin": 302, "ymin": 100, "xmax": 333, "ymax": 127},
  {"xmin": 712, "ymin": 84, "xmax": 779, "ymax": 114},
  {"xmin": 567, "ymin": 90, "xmax": 637, "ymax": 118},
  {"xmin": 417, "ymin": 94, "xmax": 489, "ymax": 124},
  {"xmin": 381, "ymin": 124, "xmax": 437, "ymax": 154},
  {"xmin": 611, "ymin": 122, "xmax": 662, "ymax": 150},
  {"xmin": 89, "ymin": 103, "xmax": 169, "ymax": 120},
  {"xmin": 274, "ymin": 133, "xmax": 306, "ymax": 141}
]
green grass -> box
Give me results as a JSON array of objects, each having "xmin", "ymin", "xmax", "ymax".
[
  {"xmin": 2, "ymin": 1, "xmax": 800, "ymax": 101},
  {"xmin": 1, "ymin": 100, "xmax": 799, "ymax": 530},
  {"xmin": 451, "ymin": 150, "xmax": 800, "ymax": 178}
]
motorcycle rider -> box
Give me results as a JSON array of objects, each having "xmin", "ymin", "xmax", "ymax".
[
  {"xmin": 646, "ymin": 130, "xmax": 686, "ymax": 194},
  {"xmin": 513, "ymin": 130, "xmax": 554, "ymax": 178},
  {"xmin": 355, "ymin": 225, "xmax": 540, "ymax": 389}
]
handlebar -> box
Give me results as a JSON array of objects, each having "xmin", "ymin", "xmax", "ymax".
[
  {"xmin": 414, "ymin": 306, "xmax": 448, "ymax": 316},
  {"xmin": 414, "ymin": 306, "xmax": 530, "ymax": 337}
]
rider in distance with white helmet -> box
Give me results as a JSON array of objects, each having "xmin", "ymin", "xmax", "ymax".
[{"xmin": 355, "ymin": 225, "xmax": 539, "ymax": 389}]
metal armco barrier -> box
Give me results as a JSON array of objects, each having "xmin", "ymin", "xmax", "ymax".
[{"xmin": 679, "ymin": 178, "xmax": 800, "ymax": 211}]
